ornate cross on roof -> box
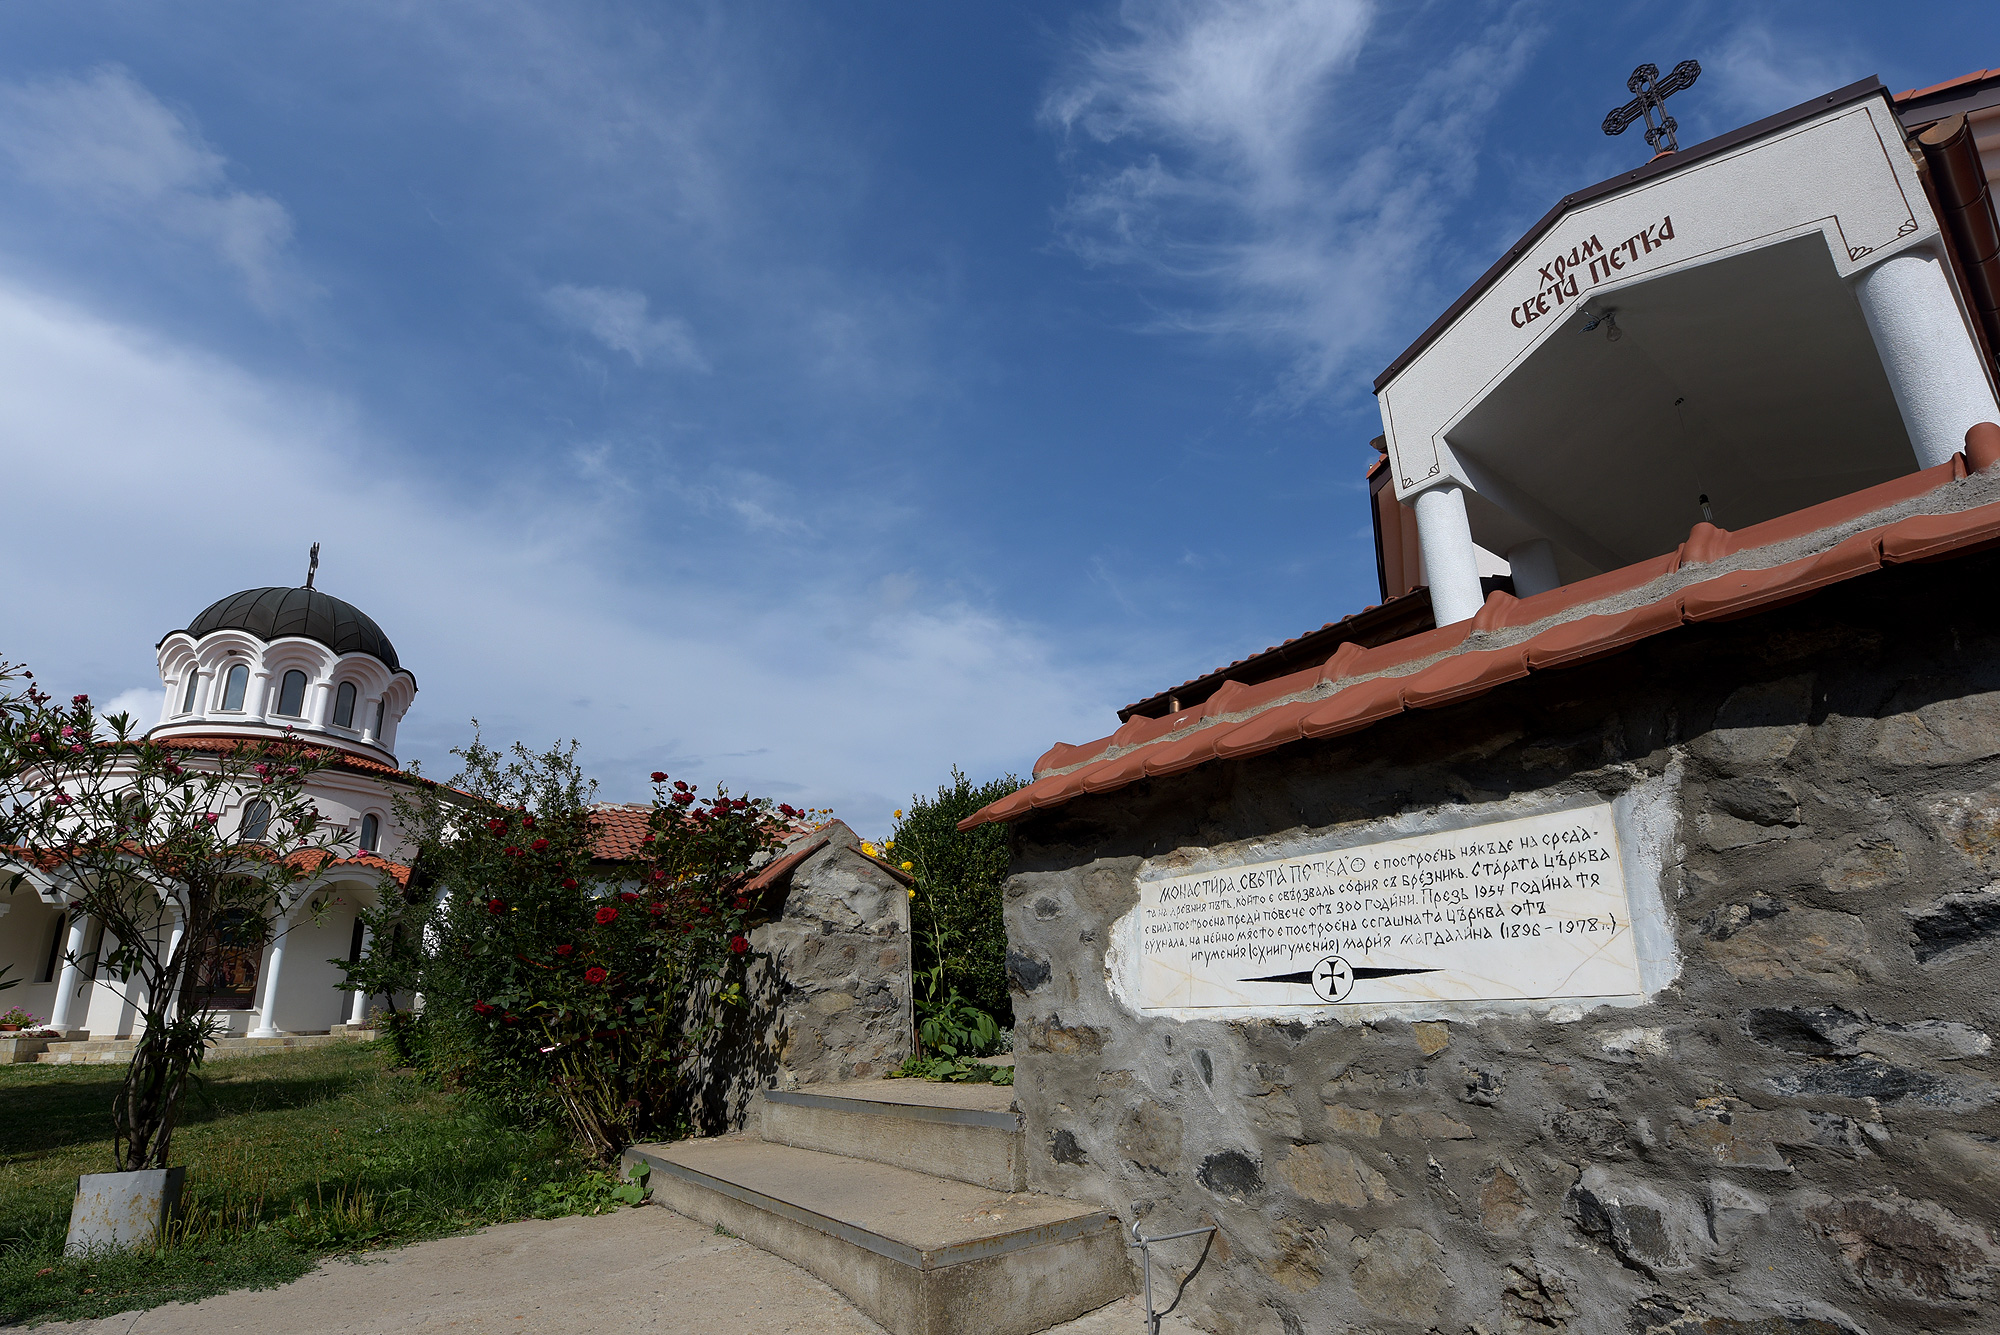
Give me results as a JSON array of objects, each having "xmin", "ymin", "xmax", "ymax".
[
  {"xmin": 1602, "ymin": 60, "xmax": 1701, "ymax": 156},
  {"xmin": 306, "ymin": 542, "xmax": 320, "ymax": 591}
]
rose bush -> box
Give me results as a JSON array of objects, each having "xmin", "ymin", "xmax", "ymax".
[{"xmin": 347, "ymin": 736, "xmax": 787, "ymax": 1159}]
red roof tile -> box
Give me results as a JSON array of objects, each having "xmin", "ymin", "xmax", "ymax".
[
  {"xmin": 1894, "ymin": 69, "xmax": 2000, "ymax": 103},
  {"xmin": 964, "ymin": 436, "xmax": 2000, "ymax": 831}
]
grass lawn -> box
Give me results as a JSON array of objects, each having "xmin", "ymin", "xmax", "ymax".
[{"xmin": 0, "ymin": 1041, "xmax": 629, "ymax": 1327}]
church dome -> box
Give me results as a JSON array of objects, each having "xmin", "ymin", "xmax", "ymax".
[{"xmin": 178, "ymin": 587, "xmax": 401, "ymax": 670}]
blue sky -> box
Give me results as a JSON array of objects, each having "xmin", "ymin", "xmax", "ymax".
[{"xmin": 0, "ymin": 1, "xmax": 1992, "ymax": 833}]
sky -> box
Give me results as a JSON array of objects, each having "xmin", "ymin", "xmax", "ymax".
[{"xmin": 0, "ymin": 0, "xmax": 1993, "ymax": 834}]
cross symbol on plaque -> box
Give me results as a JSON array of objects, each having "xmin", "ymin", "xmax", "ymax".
[
  {"xmin": 1601, "ymin": 60, "xmax": 1701, "ymax": 156},
  {"xmin": 1311, "ymin": 956, "xmax": 1354, "ymax": 1003}
]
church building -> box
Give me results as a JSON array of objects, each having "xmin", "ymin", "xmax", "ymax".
[{"xmin": 2, "ymin": 583, "xmax": 423, "ymax": 1049}]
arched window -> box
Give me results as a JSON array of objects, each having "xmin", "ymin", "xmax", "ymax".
[
  {"xmin": 180, "ymin": 673, "xmax": 200, "ymax": 713},
  {"xmin": 242, "ymin": 799, "xmax": 271, "ymax": 842},
  {"xmin": 277, "ymin": 670, "xmax": 308, "ymax": 717},
  {"xmin": 372, "ymin": 699, "xmax": 385, "ymax": 738},
  {"xmin": 221, "ymin": 664, "xmax": 249, "ymax": 712},
  {"xmin": 359, "ymin": 813, "xmax": 381, "ymax": 853},
  {"xmin": 333, "ymin": 681, "xmax": 357, "ymax": 728}
]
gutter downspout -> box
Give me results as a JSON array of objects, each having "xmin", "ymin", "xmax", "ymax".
[{"xmin": 1918, "ymin": 113, "xmax": 2000, "ymax": 377}]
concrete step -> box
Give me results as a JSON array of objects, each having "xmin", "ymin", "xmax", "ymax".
[
  {"xmin": 758, "ymin": 1080, "xmax": 1026, "ymax": 1191},
  {"xmin": 625, "ymin": 1136, "xmax": 1128, "ymax": 1335}
]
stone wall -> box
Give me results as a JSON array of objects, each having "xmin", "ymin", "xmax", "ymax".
[
  {"xmin": 685, "ymin": 821, "xmax": 913, "ymax": 1131},
  {"xmin": 1003, "ymin": 553, "xmax": 2000, "ymax": 1335}
]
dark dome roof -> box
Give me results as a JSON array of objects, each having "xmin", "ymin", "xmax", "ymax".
[{"xmin": 178, "ymin": 588, "xmax": 401, "ymax": 670}]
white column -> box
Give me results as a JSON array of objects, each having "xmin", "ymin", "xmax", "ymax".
[
  {"xmin": 248, "ymin": 670, "xmax": 273, "ymax": 723},
  {"xmin": 310, "ymin": 681, "xmax": 332, "ymax": 729},
  {"xmin": 47, "ymin": 912, "xmax": 91, "ymax": 1034},
  {"xmin": 194, "ymin": 668, "xmax": 217, "ymax": 717},
  {"xmin": 1413, "ymin": 484, "xmax": 1486, "ymax": 625},
  {"xmin": 1852, "ymin": 248, "xmax": 2000, "ymax": 469},
  {"xmin": 250, "ymin": 904, "xmax": 291, "ymax": 1038},
  {"xmin": 1505, "ymin": 538, "xmax": 1562, "ymax": 598},
  {"xmin": 347, "ymin": 925, "xmax": 373, "ymax": 1026}
]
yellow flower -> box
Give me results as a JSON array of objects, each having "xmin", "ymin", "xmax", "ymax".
[
  {"xmin": 861, "ymin": 842, "xmax": 877, "ymax": 857},
  {"xmin": 884, "ymin": 840, "xmax": 894, "ymax": 850},
  {"xmin": 893, "ymin": 809, "xmax": 903, "ymax": 819},
  {"xmin": 901, "ymin": 861, "xmax": 913, "ymax": 871},
  {"xmin": 907, "ymin": 888, "xmax": 916, "ymax": 899}
]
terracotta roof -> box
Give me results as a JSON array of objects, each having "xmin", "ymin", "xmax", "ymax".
[
  {"xmin": 963, "ymin": 427, "xmax": 2000, "ymax": 831},
  {"xmin": 1117, "ymin": 589, "xmax": 1436, "ymax": 724},
  {"xmin": 293, "ymin": 846, "xmax": 413, "ymax": 886},
  {"xmin": 1894, "ymin": 68, "xmax": 2000, "ymax": 106},
  {"xmin": 155, "ymin": 734, "xmax": 418, "ymax": 783},
  {"xmin": 585, "ymin": 803, "xmax": 829, "ymax": 864}
]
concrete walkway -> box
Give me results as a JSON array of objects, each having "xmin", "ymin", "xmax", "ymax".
[{"xmin": 39, "ymin": 1205, "xmax": 1201, "ymax": 1335}]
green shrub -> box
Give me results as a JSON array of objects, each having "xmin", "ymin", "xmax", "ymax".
[{"xmin": 891, "ymin": 768, "xmax": 1020, "ymax": 1029}]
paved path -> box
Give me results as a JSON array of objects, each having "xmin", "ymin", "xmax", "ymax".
[{"xmin": 40, "ymin": 1205, "xmax": 1200, "ymax": 1335}]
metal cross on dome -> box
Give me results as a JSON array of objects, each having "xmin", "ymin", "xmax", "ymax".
[
  {"xmin": 1602, "ymin": 60, "xmax": 1701, "ymax": 156},
  {"xmin": 305, "ymin": 542, "xmax": 320, "ymax": 591}
]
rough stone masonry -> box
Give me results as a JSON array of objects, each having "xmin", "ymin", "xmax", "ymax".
[{"xmin": 1001, "ymin": 551, "xmax": 2000, "ymax": 1335}]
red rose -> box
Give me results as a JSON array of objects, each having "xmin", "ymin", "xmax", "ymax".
[
  {"xmin": 619, "ymin": 890, "xmax": 639, "ymax": 903},
  {"xmin": 531, "ymin": 838, "xmax": 550, "ymax": 851},
  {"xmin": 487, "ymin": 817, "xmax": 507, "ymax": 834},
  {"xmin": 648, "ymin": 902, "xmax": 665, "ymax": 916},
  {"xmin": 504, "ymin": 846, "xmax": 524, "ymax": 858},
  {"xmin": 595, "ymin": 906, "xmax": 618, "ymax": 924},
  {"xmin": 649, "ymin": 870, "xmax": 666, "ymax": 882},
  {"xmin": 472, "ymin": 1000, "xmax": 494, "ymax": 1016},
  {"xmin": 697, "ymin": 904, "xmax": 711, "ymax": 915},
  {"xmin": 502, "ymin": 1013, "xmax": 518, "ymax": 1025},
  {"xmin": 651, "ymin": 771, "xmax": 668, "ymax": 782},
  {"xmin": 673, "ymin": 781, "xmax": 689, "ymax": 792},
  {"xmin": 487, "ymin": 897, "xmax": 506, "ymax": 915},
  {"xmin": 673, "ymin": 791, "xmax": 694, "ymax": 805},
  {"xmin": 522, "ymin": 815, "xmax": 536, "ymax": 829},
  {"xmin": 729, "ymin": 935, "xmax": 749, "ymax": 954},
  {"xmin": 562, "ymin": 877, "xmax": 578, "ymax": 890},
  {"xmin": 555, "ymin": 943, "xmax": 574, "ymax": 957},
  {"xmin": 584, "ymin": 966, "xmax": 608, "ymax": 984}
]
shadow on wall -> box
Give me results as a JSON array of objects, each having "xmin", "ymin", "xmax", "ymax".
[{"xmin": 679, "ymin": 820, "xmax": 914, "ymax": 1135}]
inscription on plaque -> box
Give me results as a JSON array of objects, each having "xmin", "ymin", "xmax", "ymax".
[{"xmin": 1137, "ymin": 804, "xmax": 1640, "ymax": 1010}]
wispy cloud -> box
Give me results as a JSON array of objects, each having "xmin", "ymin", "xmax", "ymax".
[
  {"xmin": 1044, "ymin": 0, "xmax": 1541, "ymax": 403},
  {"xmin": 1700, "ymin": 20, "xmax": 1869, "ymax": 128},
  {"xmin": 544, "ymin": 282, "xmax": 710, "ymax": 372},
  {"xmin": 0, "ymin": 65, "xmax": 301, "ymax": 310}
]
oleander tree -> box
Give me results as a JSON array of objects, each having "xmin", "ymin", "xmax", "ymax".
[
  {"xmin": 344, "ymin": 733, "xmax": 797, "ymax": 1159},
  {"xmin": 0, "ymin": 659, "xmax": 346, "ymax": 1171}
]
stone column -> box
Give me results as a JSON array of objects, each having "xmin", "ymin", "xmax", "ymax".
[
  {"xmin": 1413, "ymin": 484, "xmax": 1486, "ymax": 625},
  {"xmin": 1851, "ymin": 248, "xmax": 2000, "ymax": 468},
  {"xmin": 248, "ymin": 670, "xmax": 273, "ymax": 723},
  {"xmin": 309, "ymin": 681, "xmax": 332, "ymax": 730},
  {"xmin": 194, "ymin": 669, "xmax": 216, "ymax": 716},
  {"xmin": 250, "ymin": 904, "xmax": 291, "ymax": 1038},
  {"xmin": 347, "ymin": 925, "xmax": 373, "ymax": 1027},
  {"xmin": 47, "ymin": 911, "xmax": 91, "ymax": 1035},
  {"xmin": 1505, "ymin": 538, "xmax": 1562, "ymax": 598}
]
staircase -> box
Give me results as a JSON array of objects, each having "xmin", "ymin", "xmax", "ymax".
[
  {"xmin": 624, "ymin": 1080, "xmax": 1132, "ymax": 1335},
  {"xmin": 34, "ymin": 1026, "xmax": 376, "ymax": 1065}
]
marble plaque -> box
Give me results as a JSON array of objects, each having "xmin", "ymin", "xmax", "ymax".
[{"xmin": 1137, "ymin": 804, "xmax": 1640, "ymax": 1009}]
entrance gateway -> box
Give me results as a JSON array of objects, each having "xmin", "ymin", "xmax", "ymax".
[{"xmin": 968, "ymin": 64, "xmax": 2000, "ymax": 1335}]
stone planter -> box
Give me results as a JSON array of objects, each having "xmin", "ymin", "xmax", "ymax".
[{"xmin": 66, "ymin": 1168, "xmax": 185, "ymax": 1255}]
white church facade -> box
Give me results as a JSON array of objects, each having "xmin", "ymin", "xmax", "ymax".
[{"xmin": 1, "ymin": 584, "xmax": 423, "ymax": 1045}]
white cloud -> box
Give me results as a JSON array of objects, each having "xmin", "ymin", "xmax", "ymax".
[
  {"xmin": 1701, "ymin": 21, "xmax": 1869, "ymax": 129},
  {"xmin": 0, "ymin": 65, "xmax": 300, "ymax": 310},
  {"xmin": 544, "ymin": 282, "xmax": 710, "ymax": 371},
  {"xmin": 1043, "ymin": 1, "xmax": 1539, "ymax": 403},
  {"xmin": 0, "ymin": 276, "xmax": 1114, "ymax": 834},
  {"xmin": 97, "ymin": 687, "xmax": 166, "ymax": 733}
]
